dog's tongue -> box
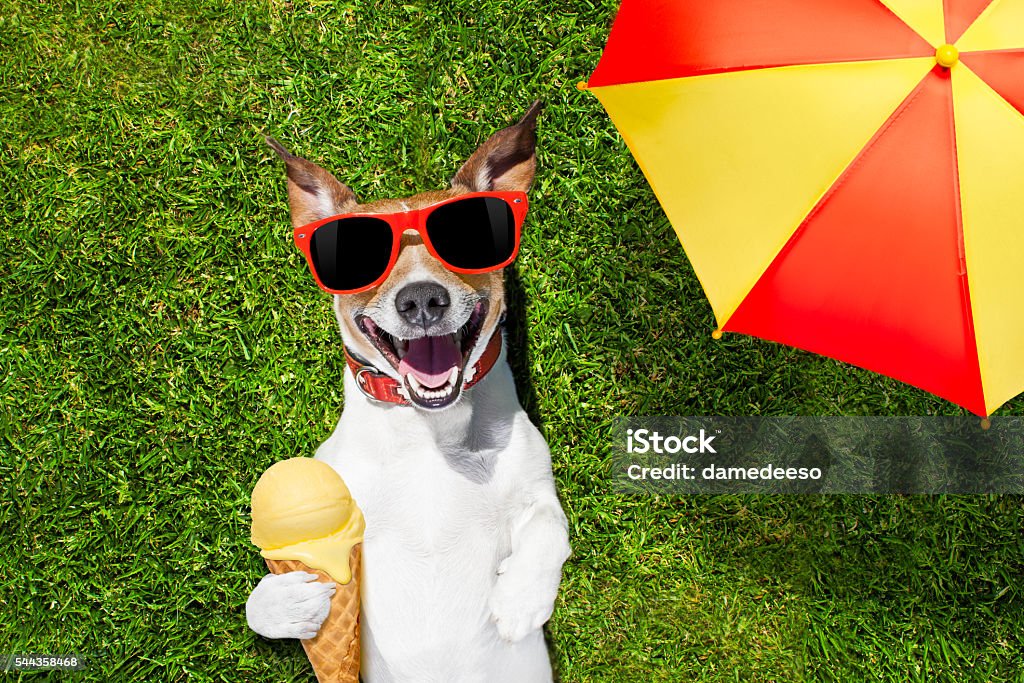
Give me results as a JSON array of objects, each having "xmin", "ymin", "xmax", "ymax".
[{"xmin": 398, "ymin": 335, "xmax": 461, "ymax": 388}]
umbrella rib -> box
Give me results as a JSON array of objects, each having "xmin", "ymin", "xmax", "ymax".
[{"xmin": 947, "ymin": 73, "xmax": 988, "ymax": 415}]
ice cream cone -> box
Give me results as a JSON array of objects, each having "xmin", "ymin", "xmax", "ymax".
[
  {"xmin": 265, "ymin": 544, "xmax": 361, "ymax": 683},
  {"xmin": 250, "ymin": 458, "xmax": 365, "ymax": 683}
]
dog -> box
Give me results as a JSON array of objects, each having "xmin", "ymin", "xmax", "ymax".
[{"xmin": 246, "ymin": 102, "xmax": 571, "ymax": 682}]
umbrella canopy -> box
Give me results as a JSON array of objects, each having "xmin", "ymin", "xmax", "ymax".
[{"xmin": 584, "ymin": 0, "xmax": 1024, "ymax": 416}]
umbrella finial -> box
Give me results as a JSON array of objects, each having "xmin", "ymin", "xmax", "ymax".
[
  {"xmin": 576, "ymin": 81, "xmax": 589, "ymax": 91},
  {"xmin": 936, "ymin": 44, "xmax": 960, "ymax": 68},
  {"xmin": 711, "ymin": 329, "xmax": 723, "ymax": 340}
]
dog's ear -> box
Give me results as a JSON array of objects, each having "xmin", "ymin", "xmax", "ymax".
[
  {"xmin": 266, "ymin": 138, "xmax": 358, "ymax": 228},
  {"xmin": 451, "ymin": 101, "xmax": 541, "ymax": 193}
]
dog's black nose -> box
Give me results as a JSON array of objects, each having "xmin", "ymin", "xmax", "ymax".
[{"xmin": 395, "ymin": 281, "xmax": 451, "ymax": 328}]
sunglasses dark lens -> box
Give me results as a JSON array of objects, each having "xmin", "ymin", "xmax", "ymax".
[
  {"xmin": 425, "ymin": 197, "xmax": 517, "ymax": 270},
  {"xmin": 309, "ymin": 217, "xmax": 393, "ymax": 291}
]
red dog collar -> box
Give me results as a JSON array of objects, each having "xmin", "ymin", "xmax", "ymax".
[{"xmin": 344, "ymin": 330, "xmax": 503, "ymax": 406}]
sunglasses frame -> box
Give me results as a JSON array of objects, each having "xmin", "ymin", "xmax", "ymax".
[{"xmin": 293, "ymin": 190, "xmax": 528, "ymax": 295}]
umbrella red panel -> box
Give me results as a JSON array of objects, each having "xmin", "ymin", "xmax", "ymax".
[
  {"xmin": 961, "ymin": 50, "xmax": 1024, "ymax": 115},
  {"xmin": 944, "ymin": 0, "xmax": 995, "ymax": 42},
  {"xmin": 587, "ymin": 0, "xmax": 934, "ymax": 87},
  {"xmin": 723, "ymin": 69, "xmax": 987, "ymax": 415}
]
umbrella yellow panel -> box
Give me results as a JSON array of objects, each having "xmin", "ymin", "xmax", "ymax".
[
  {"xmin": 878, "ymin": 0, "xmax": 946, "ymax": 46},
  {"xmin": 590, "ymin": 57, "xmax": 934, "ymax": 324},
  {"xmin": 958, "ymin": 0, "xmax": 1024, "ymax": 52},
  {"xmin": 952, "ymin": 64, "xmax": 1024, "ymax": 414}
]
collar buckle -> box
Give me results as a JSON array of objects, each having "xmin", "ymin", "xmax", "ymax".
[{"xmin": 353, "ymin": 365, "xmax": 401, "ymax": 404}]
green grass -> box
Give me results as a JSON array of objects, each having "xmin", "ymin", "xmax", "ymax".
[{"xmin": 1, "ymin": 1, "xmax": 1022, "ymax": 681}]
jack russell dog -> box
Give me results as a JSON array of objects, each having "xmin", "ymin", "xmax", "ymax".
[{"xmin": 246, "ymin": 102, "xmax": 571, "ymax": 682}]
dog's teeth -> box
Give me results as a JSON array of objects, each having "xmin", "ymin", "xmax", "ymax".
[{"xmin": 405, "ymin": 371, "xmax": 461, "ymax": 402}]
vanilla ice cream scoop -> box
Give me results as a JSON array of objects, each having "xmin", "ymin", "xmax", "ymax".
[{"xmin": 250, "ymin": 457, "xmax": 364, "ymax": 583}]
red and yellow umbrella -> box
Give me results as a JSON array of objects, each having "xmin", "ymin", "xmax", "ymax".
[{"xmin": 584, "ymin": 0, "xmax": 1024, "ymax": 416}]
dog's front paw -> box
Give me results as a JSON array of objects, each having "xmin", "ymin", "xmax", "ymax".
[
  {"xmin": 246, "ymin": 571, "xmax": 336, "ymax": 640},
  {"xmin": 488, "ymin": 566, "xmax": 557, "ymax": 643}
]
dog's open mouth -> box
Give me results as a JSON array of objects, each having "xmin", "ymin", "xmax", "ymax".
[{"xmin": 357, "ymin": 301, "xmax": 488, "ymax": 409}]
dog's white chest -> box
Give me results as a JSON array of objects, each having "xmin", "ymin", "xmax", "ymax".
[
  {"xmin": 356, "ymin": 440, "xmax": 508, "ymax": 566},
  {"xmin": 315, "ymin": 412, "xmax": 516, "ymax": 665}
]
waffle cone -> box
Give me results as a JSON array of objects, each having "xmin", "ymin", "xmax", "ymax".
[{"xmin": 265, "ymin": 544, "xmax": 361, "ymax": 683}]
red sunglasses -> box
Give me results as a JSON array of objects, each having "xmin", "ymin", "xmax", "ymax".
[{"xmin": 293, "ymin": 191, "xmax": 528, "ymax": 294}]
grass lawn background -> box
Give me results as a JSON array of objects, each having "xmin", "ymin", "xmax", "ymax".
[{"xmin": 1, "ymin": 1, "xmax": 1022, "ymax": 680}]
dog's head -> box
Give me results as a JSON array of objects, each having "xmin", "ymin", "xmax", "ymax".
[{"xmin": 269, "ymin": 102, "xmax": 540, "ymax": 410}]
